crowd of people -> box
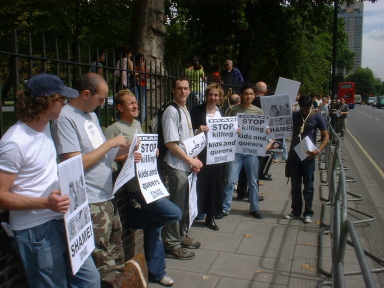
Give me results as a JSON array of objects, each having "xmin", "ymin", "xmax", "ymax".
[{"xmin": 0, "ymin": 65, "xmax": 331, "ymax": 288}]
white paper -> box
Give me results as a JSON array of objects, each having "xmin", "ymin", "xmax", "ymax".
[
  {"xmin": 113, "ymin": 130, "xmax": 138, "ymax": 194},
  {"xmin": 235, "ymin": 114, "xmax": 270, "ymax": 156},
  {"xmin": 259, "ymin": 93, "xmax": 293, "ymax": 139},
  {"xmin": 58, "ymin": 154, "xmax": 94, "ymax": 275},
  {"xmin": 336, "ymin": 110, "xmax": 341, "ymax": 117},
  {"xmin": 188, "ymin": 172, "xmax": 198, "ymax": 229},
  {"xmin": 293, "ymin": 136, "xmax": 317, "ymax": 161},
  {"xmin": 136, "ymin": 134, "xmax": 169, "ymax": 204},
  {"xmin": 274, "ymin": 77, "xmax": 301, "ymax": 107},
  {"xmin": 206, "ymin": 117, "xmax": 237, "ymax": 165},
  {"xmin": 1, "ymin": 222, "xmax": 14, "ymax": 237},
  {"xmin": 183, "ymin": 133, "xmax": 206, "ymax": 158}
]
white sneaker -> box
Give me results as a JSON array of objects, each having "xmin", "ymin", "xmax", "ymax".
[
  {"xmin": 159, "ymin": 275, "xmax": 174, "ymax": 287},
  {"xmin": 304, "ymin": 216, "xmax": 313, "ymax": 223}
]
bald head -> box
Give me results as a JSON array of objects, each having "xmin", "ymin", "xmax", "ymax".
[
  {"xmin": 255, "ymin": 81, "xmax": 267, "ymax": 96},
  {"xmin": 229, "ymin": 94, "xmax": 241, "ymax": 105}
]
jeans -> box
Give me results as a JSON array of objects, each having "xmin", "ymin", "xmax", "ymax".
[
  {"xmin": 12, "ymin": 219, "xmax": 100, "ymax": 288},
  {"xmin": 289, "ymin": 151, "xmax": 315, "ymax": 217},
  {"xmin": 124, "ymin": 191, "xmax": 181, "ymax": 280},
  {"xmin": 222, "ymin": 153, "xmax": 259, "ymax": 214}
]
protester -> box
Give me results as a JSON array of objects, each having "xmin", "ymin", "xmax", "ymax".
[
  {"xmin": 284, "ymin": 94, "xmax": 329, "ymax": 223},
  {"xmin": 103, "ymin": 89, "xmax": 181, "ymax": 287},
  {"xmin": 162, "ymin": 77, "xmax": 202, "ymax": 260},
  {"xmin": 190, "ymin": 83, "xmax": 226, "ymax": 231},
  {"xmin": 224, "ymin": 93, "xmax": 241, "ymax": 116},
  {"xmin": 115, "ymin": 45, "xmax": 137, "ymax": 94},
  {"xmin": 0, "ymin": 73, "xmax": 100, "ymax": 288},
  {"xmin": 52, "ymin": 73, "xmax": 139, "ymax": 288},
  {"xmin": 337, "ymin": 97, "xmax": 349, "ymax": 139},
  {"xmin": 221, "ymin": 84, "xmax": 265, "ymax": 219}
]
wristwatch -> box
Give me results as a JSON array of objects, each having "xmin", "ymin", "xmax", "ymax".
[{"xmin": 317, "ymin": 148, "xmax": 322, "ymax": 154}]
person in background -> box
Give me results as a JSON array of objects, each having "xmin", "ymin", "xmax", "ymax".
[
  {"xmin": 224, "ymin": 93, "xmax": 241, "ymax": 116},
  {"xmin": 52, "ymin": 73, "xmax": 139, "ymax": 288},
  {"xmin": 161, "ymin": 77, "xmax": 203, "ymax": 260},
  {"xmin": 104, "ymin": 89, "xmax": 181, "ymax": 287},
  {"xmin": 190, "ymin": 83, "xmax": 226, "ymax": 231},
  {"xmin": 0, "ymin": 73, "xmax": 100, "ymax": 288},
  {"xmin": 337, "ymin": 97, "xmax": 349, "ymax": 139},
  {"xmin": 134, "ymin": 53, "xmax": 149, "ymax": 123},
  {"xmin": 319, "ymin": 96, "xmax": 330, "ymax": 124},
  {"xmin": 221, "ymin": 60, "xmax": 244, "ymax": 94},
  {"xmin": 90, "ymin": 49, "xmax": 106, "ymax": 77},
  {"xmin": 184, "ymin": 56, "xmax": 206, "ymax": 105},
  {"xmin": 115, "ymin": 46, "xmax": 137, "ymax": 95},
  {"xmin": 284, "ymin": 94, "xmax": 329, "ymax": 224},
  {"xmin": 211, "ymin": 63, "xmax": 222, "ymax": 84}
]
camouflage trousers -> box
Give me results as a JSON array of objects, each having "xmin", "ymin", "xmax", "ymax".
[{"xmin": 90, "ymin": 200, "xmax": 125, "ymax": 288}]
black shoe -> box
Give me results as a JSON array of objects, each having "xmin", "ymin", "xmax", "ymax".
[
  {"xmin": 205, "ymin": 218, "xmax": 219, "ymax": 231},
  {"xmin": 260, "ymin": 174, "xmax": 272, "ymax": 181},
  {"xmin": 215, "ymin": 212, "xmax": 228, "ymax": 219},
  {"xmin": 237, "ymin": 194, "xmax": 245, "ymax": 200},
  {"xmin": 258, "ymin": 195, "xmax": 264, "ymax": 201},
  {"xmin": 250, "ymin": 210, "xmax": 262, "ymax": 219}
]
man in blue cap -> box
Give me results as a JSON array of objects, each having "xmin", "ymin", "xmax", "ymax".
[{"xmin": 0, "ymin": 73, "xmax": 100, "ymax": 288}]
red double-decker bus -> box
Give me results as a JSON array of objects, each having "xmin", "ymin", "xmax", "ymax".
[{"xmin": 338, "ymin": 82, "xmax": 355, "ymax": 109}]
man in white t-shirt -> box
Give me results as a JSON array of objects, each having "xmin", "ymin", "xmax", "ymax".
[{"xmin": 0, "ymin": 73, "xmax": 100, "ymax": 288}]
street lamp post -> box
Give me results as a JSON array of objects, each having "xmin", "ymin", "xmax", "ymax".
[{"xmin": 330, "ymin": 0, "xmax": 339, "ymax": 132}]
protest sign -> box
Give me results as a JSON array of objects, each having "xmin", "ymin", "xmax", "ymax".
[
  {"xmin": 206, "ymin": 117, "xmax": 237, "ymax": 165},
  {"xmin": 274, "ymin": 77, "xmax": 301, "ymax": 107},
  {"xmin": 260, "ymin": 93, "xmax": 293, "ymax": 139},
  {"xmin": 236, "ymin": 114, "xmax": 269, "ymax": 156},
  {"xmin": 112, "ymin": 130, "xmax": 138, "ymax": 194},
  {"xmin": 58, "ymin": 154, "xmax": 94, "ymax": 275},
  {"xmin": 136, "ymin": 134, "xmax": 169, "ymax": 204},
  {"xmin": 188, "ymin": 172, "xmax": 198, "ymax": 229},
  {"xmin": 183, "ymin": 132, "xmax": 206, "ymax": 158}
]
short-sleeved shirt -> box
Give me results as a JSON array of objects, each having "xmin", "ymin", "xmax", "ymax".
[
  {"xmin": 104, "ymin": 119, "xmax": 143, "ymax": 192},
  {"xmin": 184, "ymin": 68, "xmax": 204, "ymax": 92},
  {"xmin": 52, "ymin": 104, "xmax": 115, "ymax": 204},
  {"xmin": 228, "ymin": 104, "xmax": 264, "ymax": 116},
  {"xmin": 162, "ymin": 104, "xmax": 194, "ymax": 172},
  {"xmin": 291, "ymin": 111, "xmax": 327, "ymax": 149},
  {"xmin": 0, "ymin": 121, "xmax": 62, "ymax": 230}
]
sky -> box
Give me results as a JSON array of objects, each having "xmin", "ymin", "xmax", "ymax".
[{"xmin": 362, "ymin": 0, "xmax": 384, "ymax": 80}]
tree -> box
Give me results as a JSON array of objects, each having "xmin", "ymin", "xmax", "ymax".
[{"xmin": 346, "ymin": 67, "xmax": 376, "ymax": 101}]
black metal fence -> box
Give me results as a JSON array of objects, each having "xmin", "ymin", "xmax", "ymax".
[{"xmin": 0, "ymin": 30, "xmax": 242, "ymax": 137}]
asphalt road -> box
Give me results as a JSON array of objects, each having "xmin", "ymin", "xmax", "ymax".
[{"xmin": 340, "ymin": 103, "xmax": 384, "ymax": 286}]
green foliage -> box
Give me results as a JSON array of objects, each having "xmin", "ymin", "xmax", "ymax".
[{"xmin": 346, "ymin": 67, "xmax": 376, "ymax": 96}]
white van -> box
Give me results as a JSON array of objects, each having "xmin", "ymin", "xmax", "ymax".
[{"xmin": 355, "ymin": 94, "xmax": 362, "ymax": 105}]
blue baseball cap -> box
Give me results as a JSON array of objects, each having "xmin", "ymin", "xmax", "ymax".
[{"xmin": 25, "ymin": 73, "xmax": 79, "ymax": 98}]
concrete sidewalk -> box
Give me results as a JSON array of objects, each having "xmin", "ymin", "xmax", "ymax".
[{"xmin": 149, "ymin": 146, "xmax": 381, "ymax": 288}]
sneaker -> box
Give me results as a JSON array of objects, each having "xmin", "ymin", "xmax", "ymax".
[
  {"xmin": 284, "ymin": 213, "xmax": 299, "ymax": 219},
  {"xmin": 158, "ymin": 275, "xmax": 174, "ymax": 287},
  {"xmin": 250, "ymin": 210, "xmax": 262, "ymax": 219},
  {"xmin": 181, "ymin": 235, "xmax": 201, "ymax": 249},
  {"xmin": 165, "ymin": 247, "xmax": 195, "ymax": 260},
  {"xmin": 304, "ymin": 216, "xmax": 313, "ymax": 223}
]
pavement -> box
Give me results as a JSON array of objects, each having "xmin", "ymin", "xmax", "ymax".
[{"xmin": 148, "ymin": 137, "xmax": 383, "ymax": 288}]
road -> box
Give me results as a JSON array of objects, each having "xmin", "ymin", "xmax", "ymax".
[{"xmin": 341, "ymin": 103, "xmax": 384, "ymax": 286}]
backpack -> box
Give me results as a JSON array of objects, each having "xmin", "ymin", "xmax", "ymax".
[{"xmin": 151, "ymin": 101, "xmax": 181, "ymax": 162}]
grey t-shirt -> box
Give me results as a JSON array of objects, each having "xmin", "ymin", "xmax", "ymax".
[
  {"xmin": 162, "ymin": 103, "xmax": 193, "ymax": 172},
  {"xmin": 104, "ymin": 119, "xmax": 143, "ymax": 193},
  {"xmin": 52, "ymin": 104, "xmax": 115, "ymax": 204}
]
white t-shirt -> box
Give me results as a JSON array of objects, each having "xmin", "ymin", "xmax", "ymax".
[{"xmin": 0, "ymin": 121, "xmax": 62, "ymax": 230}]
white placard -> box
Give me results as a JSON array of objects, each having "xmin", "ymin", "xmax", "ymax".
[
  {"xmin": 58, "ymin": 155, "xmax": 94, "ymax": 275},
  {"xmin": 112, "ymin": 130, "xmax": 138, "ymax": 194},
  {"xmin": 183, "ymin": 133, "xmax": 206, "ymax": 158},
  {"xmin": 136, "ymin": 134, "xmax": 169, "ymax": 204},
  {"xmin": 275, "ymin": 77, "xmax": 301, "ymax": 106},
  {"xmin": 206, "ymin": 117, "xmax": 237, "ymax": 165},
  {"xmin": 188, "ymin": 172, "xmax": 198, "ymax": 229},
  {"xmin": 260, "ymin": 93, "xmax": 293, "ymax": 139},
  {"xmin": 236, "ymin": 114, "xmax": 270, "ymax": 156},
  {"xmin": 293, "ymin": 136, "xmax": 317, "ymax": 161}
]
